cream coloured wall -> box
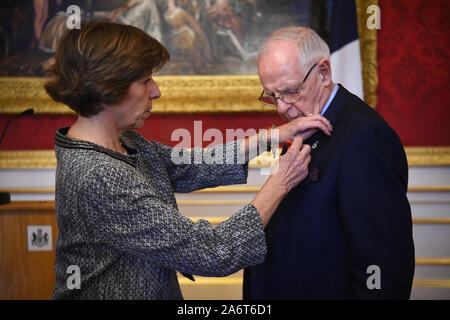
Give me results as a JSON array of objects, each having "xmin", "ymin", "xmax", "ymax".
[{"xmin": 0, "ymin": 165, "xmax": 449, "ymax": 299}]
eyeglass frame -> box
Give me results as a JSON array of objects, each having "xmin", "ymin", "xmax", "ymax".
[{"xmin": 258, "ymin": 62, "xmax": 319, "ymax": 107}]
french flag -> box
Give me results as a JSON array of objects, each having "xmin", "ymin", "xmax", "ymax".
[{"xmin": 329, "ymin": 0, "xmax": 364, "ymax": 99}]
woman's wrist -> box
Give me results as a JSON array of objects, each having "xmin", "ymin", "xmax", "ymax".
[
  {"xmin": 251, "ymin": 176, "xmax": 289, "ymax": 228},
  {"xmin": 274, "ymin": 122, "xmax": 297, "ymax": 144},
  {"xmin": 265, "ymin": 174, "xmax": 289, "ymax": 198}
]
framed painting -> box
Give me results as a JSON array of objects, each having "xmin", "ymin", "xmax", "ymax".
[
  {"xmin": 0, "ymin": 0, "xmax": 449, "ymax": 167},
  {"xmin": 0, "ymin": 0, "xmax": 375, "ymax": 114}
]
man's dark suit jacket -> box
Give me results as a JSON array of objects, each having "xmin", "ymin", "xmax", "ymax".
[{"xmin": 243, "ymin": 84, "xmax": 415, "ymax": 299}]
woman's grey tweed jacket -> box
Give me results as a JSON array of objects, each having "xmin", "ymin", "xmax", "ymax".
[{"xmin": 52, "ymin": 127, "xmax": 266, "ymax": 299}]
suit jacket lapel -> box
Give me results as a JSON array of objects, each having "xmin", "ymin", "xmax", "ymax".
[{"xmin": 305, "ymin": 84, "xmax": 348, "ymax": 156}]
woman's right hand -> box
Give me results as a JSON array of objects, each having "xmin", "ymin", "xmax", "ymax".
[
  {"xmin": 251, "ymin": 137, "xmax": 311, "ymax": 227},
  {"xmin": 269, "ymin": 136, "xmax": 311, "ymax": 193}
]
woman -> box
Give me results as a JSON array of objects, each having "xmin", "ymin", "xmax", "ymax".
[{"xmin": 45, "ymin": 21, "xmax": 332, "ymax": 299}]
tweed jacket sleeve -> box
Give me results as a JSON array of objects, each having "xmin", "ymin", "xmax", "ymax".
[
  {"xmin": 82, "ymin": 160, "xmax": 266, "ymax": 277},
  {"xmin": 53, "ymin": 128, "xmax": 267, "ymax": 299}
]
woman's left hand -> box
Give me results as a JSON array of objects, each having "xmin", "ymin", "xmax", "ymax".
[{"xmin": 274, "ymin": 114, "xmax": 333, "ymax": 143}]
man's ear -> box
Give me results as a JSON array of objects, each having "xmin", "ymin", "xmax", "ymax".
[{"xmin": 317, "ymin": 59, "xmax": 332, "ymax": 86}]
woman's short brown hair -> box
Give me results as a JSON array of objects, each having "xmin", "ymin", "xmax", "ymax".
[{"xmin": 44, "ymin": 20, "xmax": 170, "ymax": 117}]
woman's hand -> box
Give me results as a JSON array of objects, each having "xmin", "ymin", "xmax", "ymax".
[
  {"xmin": 251, "ymin": 137, "xmax": 311, "ymax": 227},
  {"xmin": 269, "ymin": 137, "xmax": 312, "ymax": 193},
  {"xmin": 239, "ymin": 115, "xmax": 330, "ymax": 163},
  {"xmin": 274, "ymin": 114, "xmax": 332, "ymax": 143}
]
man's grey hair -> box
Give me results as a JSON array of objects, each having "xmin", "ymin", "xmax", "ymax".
[{"xmin": 259, "ymin": 27, "xmax": 330, "ymax": 73}]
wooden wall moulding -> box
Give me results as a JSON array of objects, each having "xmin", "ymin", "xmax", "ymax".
[
  {"xmin": 0, "ymin": 76, "xmax": 271, "ymax": 115},
  {"xmin": 356, "ymin": 0, "xmax": 378, "ymax": 109},
  {"xmin": 1, "ymin": 147, "xmax": 450, "ymax": 169},
  {"xmin": 0, "ymin": 150, "xmax": 56, "ymax": 168}
]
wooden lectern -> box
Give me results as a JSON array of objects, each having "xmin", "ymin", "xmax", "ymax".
[{"xmin": 0, "ymin": 201, "xmax": 57, "ymax": 299}]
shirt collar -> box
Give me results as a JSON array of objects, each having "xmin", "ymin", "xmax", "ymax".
[{"xmin": 320, "ymin": 84, "xmax": 339, "ymax": 116}]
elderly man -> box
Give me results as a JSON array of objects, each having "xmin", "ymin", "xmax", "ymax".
[{"xmin": 243, "ymin": 27, "xmax": 415, "ymax": 299}]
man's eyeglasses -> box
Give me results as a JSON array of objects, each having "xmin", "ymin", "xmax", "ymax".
[{"xmin": 258, "ymin": 63, "xmax": 318, "ymax": 107}]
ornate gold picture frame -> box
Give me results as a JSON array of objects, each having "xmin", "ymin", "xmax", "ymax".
[{"xmin": 0, "ymin": 0, "xmax": 378, "ymax": 115}]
